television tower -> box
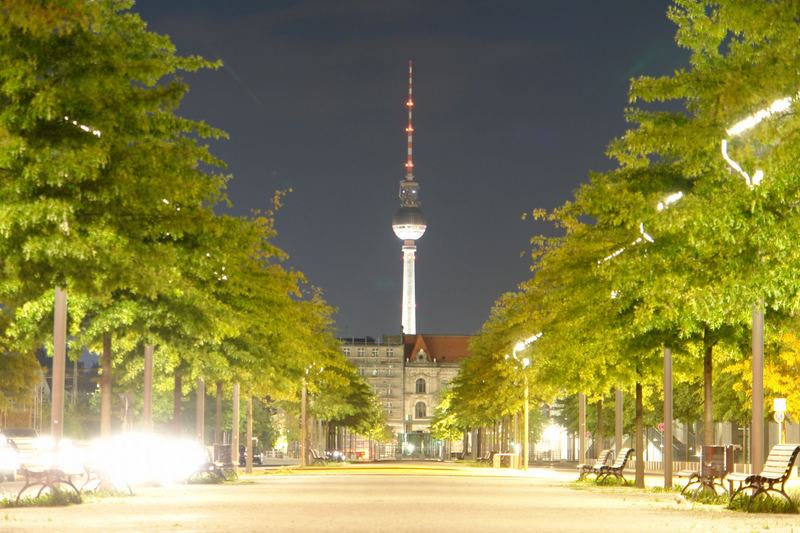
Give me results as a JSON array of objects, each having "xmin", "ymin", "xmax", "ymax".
[{"xmin": 392, "ymin": 60, "xmax": 427, "ymax": 335}]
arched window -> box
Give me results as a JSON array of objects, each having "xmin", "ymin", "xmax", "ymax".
[
  {"xmin": 415, "ymin": 401, "xmax": 426, "ymax": 419},
  {"xmin": 415, "ymin": 378, "xmax": 426, "ymax": 394}
]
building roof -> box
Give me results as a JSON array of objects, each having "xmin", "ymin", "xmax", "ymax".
[{"xmin": 403, "ymin": 334, "xmax": 472, "ymax": 364}]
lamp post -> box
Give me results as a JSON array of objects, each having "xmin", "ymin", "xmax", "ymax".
[
  {"xmin": 522, "ymin": 357, "xmax": 530, "ymax": 471},
  {"xmin": 773, "ymin": 398, "xmax": 787, "ymax": 445},
  {"xmin": 300, "ymin": 376, "xmax": 308, "ymax": 467},
  {"xmin": 511, "ymin": 334, "xmax": 540, "ymax": 471}
]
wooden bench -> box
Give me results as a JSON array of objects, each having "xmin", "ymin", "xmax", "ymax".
[
  {"xmin": 676, "ymin": 444, "xmax": 736, "ymax": 496},
  {"xmin": 80, "ymin": 463, "xmax": 134, "ymax": 494},
  {"xmin": 577, "ymin": 449, "xmax": 613, "ymax": 480},
  {"xmin": 596, "ymin": 448, "xmax": 634, "ymax": 483},
  {"xmin": 188, "ymin": 446, "xmax": 236, "ymax": 482},
  {"xmin": 11, "ymin": 437, "xmax": 83, "ymax": 503},
  {"xmin": 727, "ymin": 443, "xmax": 800, "ymax": 511},
  {"xmin": 310, "ymin": 448, "xmax": 327, "ymax": 465},
  {"xmin": 476, "ymin": 451, "xmax": 496, "ymax": 464},
  {"xmin": 492, "ymin": 452, "xmax": 518, "ymax": 468}
]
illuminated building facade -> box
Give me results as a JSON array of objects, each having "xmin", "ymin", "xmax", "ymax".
[{"xmin": 340, "ymin": 333, "xmax": 471, "ymax": 457}]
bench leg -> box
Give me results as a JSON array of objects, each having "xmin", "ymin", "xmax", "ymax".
[
  {"xmin": 763, "ymin": 480, "xmax": 796, "ymax": 512},
  {"xmin": 16, "ymin": 481, "xmax": 35, "ymax": 504}
]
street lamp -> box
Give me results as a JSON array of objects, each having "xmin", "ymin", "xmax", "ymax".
[
  {"xmin": 508, "ymin": 333, "xmax": 540, "ymax": 471},
  {"xmin": 773, "ymin": 398, "xmax": 787, "ymax": 445},
  {"xmin": 718, "ymin": 92, "xmax": 797, "ymax": 472}
]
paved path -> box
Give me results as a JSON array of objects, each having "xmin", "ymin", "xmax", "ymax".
[{"xmin": 1, "ymin": 463, "xmax": 798, "ymax": 532}]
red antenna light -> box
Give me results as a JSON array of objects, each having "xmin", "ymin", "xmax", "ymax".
[{"xmin": 405, "ymin": 60, "xmax": 414, "ymax": 179}]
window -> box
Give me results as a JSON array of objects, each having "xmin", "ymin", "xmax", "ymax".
[
  {"xmin": 416, "ymin": 378, "xmax": 426, "ymax": 394},
  {"xmin": 359, "ymin": 367, "xmax": 364, "ymax": 376},
  {"xmin": 372, "ymin": 348, "xmax": 379, "ymax": 357},
  {"xmin": 343, "ymin": 347, "xmax": 350, "ymax": 356},
  {"xmin": 415, "ymin": 401, "xmax": 426, "ymax": 419},
  {"xmin": 357, "ymin": 347, "xmax": 365, "ymax": 357},
  {"xmin": 372, "ymin": 369, "xmax": 378, "ymax": 377},
  {"xmin": 387, "ymin": 348, "xmax": 394, "ymax": 357}
]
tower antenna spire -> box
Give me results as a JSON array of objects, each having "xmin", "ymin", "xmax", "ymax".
[
  {"xmin": 405, "ymin": 60, "xmax": 414, "ymax": 179},
  {"xmin": 392, "ymin": 60, "xmax": 427, "ymax": 335}
]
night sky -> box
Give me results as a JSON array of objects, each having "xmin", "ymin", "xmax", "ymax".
[{"xmin": 133, "ymin": 1, "xmax": 687, "ymax": 338}]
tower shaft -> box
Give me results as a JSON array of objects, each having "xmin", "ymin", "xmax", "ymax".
[
  {"xmin": 401, "ymin": 242, "xmax": 417, "ymax": 334},
  {"xmin": 392, "ymin": 60, "xmax": 426, "ymax": 336}
]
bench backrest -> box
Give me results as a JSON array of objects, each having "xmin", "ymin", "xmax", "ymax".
[
  {"xmin": 7, "ymin": 437, "xmax": 37, "ymax": 461},
  {"xmin": 610, "ymin": 448, "xmax": 634, "ymax": 469},
  {"xmin": 593, "ymin": 449, "xmax": 612, "ymax": 468},
  {"xmin": 700, "ymin": 445, "xmax": 735, "ymax": 477},
  {"xmin": 760, "ymin": 443, "xmax": 800, "ymax": 479}
]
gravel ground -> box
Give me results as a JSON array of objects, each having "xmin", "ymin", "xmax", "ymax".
[{"xmin": 0, "ymin": 464, "xmax": 798, "ymax": 532}]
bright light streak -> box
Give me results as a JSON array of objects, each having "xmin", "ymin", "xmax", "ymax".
[
  {"xmin": 514, "ymin": 332, "xmax": 543, "ymax": 354},
  {"xmin": 725, "ymin": 94, "xmax": 796, "ymax": 137},
  {"xmin": 656, "ymin": 191, "xmax": 684, "ymax": 211},
  {"xmin": 721, "ymin": 91, "xmax": 799, "ymax": 188},
  {"xmin": 64, "ymin": 116, "xmax": 102, "ymax": 137},
  {"xmin": 639, "ymin": 223, "xmax": 654, "ymax": 243},
  {"xmin": 721, "ymin": 139, "xmax": 762, "ymax": 189},
  {"xmin": 599, "ymin": 247, "xmax": 626, "ymax": 264},
  {"xmin": 0, "ymin": 435, "xmax": 20, "ymax": 473},
  {"xmin": 88, "ymin": 433, "xmax": 208, "ymax": 488},
  {"xmin": 542, "ymin": 424, "xmax": 561, "ymax": 444}
]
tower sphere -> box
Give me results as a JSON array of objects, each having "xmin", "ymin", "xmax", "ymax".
[{"xmin": 392, "ymin": 206, "xmax": 427, "ymax": 241}]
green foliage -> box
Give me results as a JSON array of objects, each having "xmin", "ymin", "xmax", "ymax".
[
  {"xmin": 0, "ymin": 2, "xmax": 371, "ymax": 443},
  {"xmin": 0, "ymin": 488, "xmax": 82, "ymax": 508},
  {"xmin": 430, "ymin": 390, "xmax": 465, "ymax": 441},
  {"xmin": 446, "ymin": 2, "xmax": 800, "ymax": 481},
  {"xmin": 728, "ymin": 490, "xmax": 800, "ymax": 514}
]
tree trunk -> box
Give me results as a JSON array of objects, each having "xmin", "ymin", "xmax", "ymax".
[
  {"xmin": 215, "ymin": 381, "xmax": 223, "ymax": 444},
  {"xmin": 684, "ymin": 420, "xmax": 690, "ymax": 461},
  {"xmin": 196, "ymin": 378, "xmax": 205, "ymax": 443},
  {"xmin": 471, "ymin": 428, "xmax": 477, "ymax": 460},
  {"xmin": 615, "ymin": 388, "xmax": 623, "ymax": 452},
  {"xmin": 231, "ymin": 383, "xmax": 240, "ymax": 467},
  {"xmin": 100, "ymin": 334, "xmax": 112, "ymax": 438},
  {"xmin": 72, "ymin": 358, "xmax": 78, "ymax": 406},
  {"xmin": 635, "ymin": 382, "xmax": 644, "ymax": 488},
  {"xmin": 703, "ymin": 343, "xmax": 714, "ymax": 446},
  {"xmin": 143, "ymin": 344, "xmax": 154, "ymax": 430},
  {"xmin": 246, "ymin": 395, "xmax": 253, "ymax": 473},
  {"xmin": 596, "ymin": 399, "xmax": 604, "ymax": 456},
  {"xmin": 172, "ymin": 372, "xmax": 182, "ymax": 434}
]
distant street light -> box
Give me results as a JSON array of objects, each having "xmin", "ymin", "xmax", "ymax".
[{"xmin": 507, "ymin": 333, "xmax": 540, "ymax": 471}]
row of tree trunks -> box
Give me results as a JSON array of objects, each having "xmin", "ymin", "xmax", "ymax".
[{"xmin": 53, "ymin": 290, "xmax": 254, "ymax": 474}]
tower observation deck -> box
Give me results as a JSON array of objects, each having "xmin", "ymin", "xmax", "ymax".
[{"xmin": 392, "ymin": 61, "xmax": 426, "ymax": 335}]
